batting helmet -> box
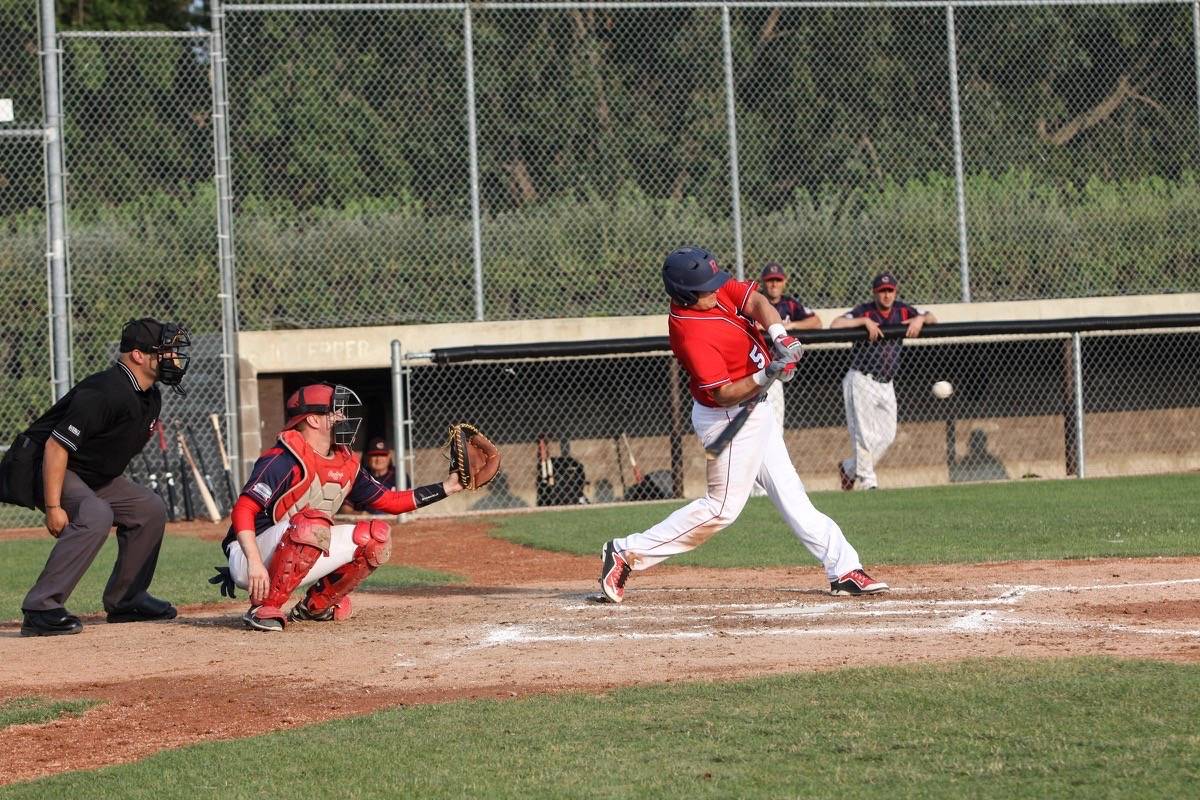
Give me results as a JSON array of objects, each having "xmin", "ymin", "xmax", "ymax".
[{"xmin": 661, "ymin": 246, "xmax": 731, "ymax": 306}]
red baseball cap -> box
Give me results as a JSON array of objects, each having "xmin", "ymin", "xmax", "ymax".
[{"xmin": 282, "ymin": 383, "xmax": 335, "ymax": 431}]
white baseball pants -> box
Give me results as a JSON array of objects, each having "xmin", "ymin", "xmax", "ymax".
[
  {"xmin": 840, "ymin": 369, "xmax": 897, "ymax": 490},
  {"xmin": 611, "ymin": 399, "xmax": 863, "ymax": 580},
  {"xmin": 227, "ymin": 519, "xmax": 362, "ymax": 590},
  {"xmin": 750, "ymin": 380, "xmax": 787, "ymax": 497}
]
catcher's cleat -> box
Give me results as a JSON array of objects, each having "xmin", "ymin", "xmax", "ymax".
[
  {"xmin": 837, "ymin": 462, "xmax": 855, "ymax": 492},
  {"xmin": 243, "ymin": 605, "xmax": 286, "ymax": 632},
  {"xmin": 288, "ymin": 595, "xmax": 351, "ymax": 622},
  {"xmin": 599, "ymin": 540, "xmax": 631, "ymax": 603},
  {"xmin": 830, "ymin": 569, "xmax": 889, "ymax": 596}
]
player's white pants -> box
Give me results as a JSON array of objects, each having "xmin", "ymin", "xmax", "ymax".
[
  {"xmin": 840, "ymin": 369, "xmax": 897, "ymax": 490},
  {"xmin": 751, "ymin": 381, "xmax": 787, "ymax": 497},
  {"xmin": 226, "ymin": 518, "xmax": 360, "ymax": 590},
  {"xmin": 612, "ymin": 399, "xmax": 863, "ymax": 581}
]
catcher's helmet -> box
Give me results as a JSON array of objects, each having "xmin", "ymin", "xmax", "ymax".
[{"xmin": 662, "ymin": 246, "xmax": 731, "ymax": 306}]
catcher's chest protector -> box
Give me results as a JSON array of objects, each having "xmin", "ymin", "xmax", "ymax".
[{"xmin": 272, "ymin": 430, "xmax": 359, "ymax": 523}]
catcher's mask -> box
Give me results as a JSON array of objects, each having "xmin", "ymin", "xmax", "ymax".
[
  {"xmin": 283, "ymin": 383, "xmax": 363, "ymax": 447},
  {"xmin": 120, "ymin": 318, "xmax": 192, "ymax": 396}
]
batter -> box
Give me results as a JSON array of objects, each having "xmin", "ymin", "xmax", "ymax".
[{"xmin": 598, "ymin": 246, "xmax": 888, "ymax": 602}]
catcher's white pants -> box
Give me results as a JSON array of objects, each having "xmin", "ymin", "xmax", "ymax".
[
  {"xmin": 840, "ymin": 369, "xmax": 897, "ymax": 490},
  {"xmin": 227, "ymin": 518, "xmax": 361, "ymax": 590},
  {"xmin": 612, "ymin": 399, "xmax": 863, "ymax": 581},
  {"xmin": 751, "ymin": 381, "xmax": 786, "ymax": 497}
]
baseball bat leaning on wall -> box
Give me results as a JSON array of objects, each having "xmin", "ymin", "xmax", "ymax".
[
  {"xmin": 177, "ymin": 437, "xmax": 195, "ymax": 521},
  {"xmin": 178, "ymin": 432, "xmax": 222, "ymax": 523},
  {"xmin": 186, "ymin": 424, "xmax": 222, "ymax": 515},
  {"xmin": 703, "ymin": 370, "xmax": 782, "ymax": 461},
  {"xmin": 157, "ymin": 422, "xmax": 177, "ymax": 522},
  {"xmin": 620, "ymin": 432, "xmax": 644, "ymax": 483},
  {"xmin": 538, "ymin": 434, "xmax": 555, "ymax": 486},
  {"xmin": 210, "ymin": 413, "xmax": 237, "ymax": 509},
  {"xmin": 613, "ymin": 435, "xmax": 626, "ymax": 494}
]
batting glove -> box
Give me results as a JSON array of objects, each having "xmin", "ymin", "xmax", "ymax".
[
  {"xmin": 765, "ymin": 358, "xmax": 798, "ymax": 384},
  {"xmin": 768, "ymin": 323, "xmax": 803, "ymax": 363}
]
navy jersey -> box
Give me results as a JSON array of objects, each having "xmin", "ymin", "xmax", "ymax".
[
  {"xmin": 769, "ymin": 295, "xmax": 815, "ymax": 324},
  {"xmin": 843, "ymin": 300, "xmax": 923, "ymax": 382},
  {"xmin": 220, "ymin": 445, "xmax": 392, "ymax": 554}
]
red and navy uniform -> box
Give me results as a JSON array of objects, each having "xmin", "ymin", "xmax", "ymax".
[
  {"xmin": 669, "ymin": 279, "xmax": 770, "ymax": 407},
  {"xmin": 769, "ymin": 295, "xmax": 815, "ymax": 325},
  {"xmin": 844, "ymin": 300, "xmax": 922, "ymax": 382},
  {"xmin": 220, "ymin": 442, "xmax": 418, "ymax": 556}
]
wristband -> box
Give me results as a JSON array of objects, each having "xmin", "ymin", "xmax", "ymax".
[
  {"xmin": 767, "ymin": 323, "xmax": 787, "ymax": 342},
  {"xmin": 751, "ymin": 368, "xmax": 768, "ymax": 387},
  {"xmin": 413, "ymin": 481, "xmax": 448, "ymax": 508}
]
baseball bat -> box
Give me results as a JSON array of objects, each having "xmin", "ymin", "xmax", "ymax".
[
  {"xmin": 178, "ymin": 432, "xmax": 221, "ymax": 523},
  {"xmin": 613, "ymin": 435, "xmax": 626, "ymax": 494},
  {"xmin": 177, "ymin": 439, "xmax": 195, "ymax": 521},
  {"xmin": 621, "ymin": 432, "xmax": 644, "ymax": 483},
  {"xmin": 704, "ymin": 371, "xmax": 782, "ymax": 461},
  {"xmin": 538, "ymin": 434, "xmax": 555, "ymax": 486},
  {"xmin": 186, "ymin": 424, "xmax": 223, "ymax": 515},
  {"xmin": 157, "ymin": 422, "xmax": 177, "ymax": 522},
  {"xmin": 210, "ymin": 413, "xmax": 237, "ymax": 509}
]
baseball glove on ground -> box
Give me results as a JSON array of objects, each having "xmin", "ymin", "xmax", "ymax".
[{"xmin": 446, "ymin": 422, "xmax": 501, "ymax": 490}]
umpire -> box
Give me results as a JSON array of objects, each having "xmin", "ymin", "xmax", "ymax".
[{"xmin": 0, "ymin": 318, "xmax": 190, "ymax": 636}]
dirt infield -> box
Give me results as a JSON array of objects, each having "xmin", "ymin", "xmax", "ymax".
[{"xmin": 1, "ymin": 519, "xmax": 1198, "ymax": 785}]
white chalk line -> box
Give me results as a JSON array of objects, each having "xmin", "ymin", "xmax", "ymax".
[{"xmin": 473, "ymin": 577, "xmax": 1200, "ymax": 649}]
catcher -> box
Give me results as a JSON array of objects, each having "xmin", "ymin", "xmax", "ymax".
[{"xmin": 213, "ymin": 382, "xmax": 499, "ymax": 631}]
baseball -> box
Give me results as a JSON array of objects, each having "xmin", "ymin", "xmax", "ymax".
[{"xmin": 931, "ymin": 380, "xmax": 954, "ymax": 400}]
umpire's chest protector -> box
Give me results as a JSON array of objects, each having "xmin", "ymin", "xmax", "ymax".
[{"xmin": 271, "ymin": 430, "xmax": 359, "ymax": 522}]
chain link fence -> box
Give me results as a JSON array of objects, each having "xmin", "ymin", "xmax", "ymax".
[
  {"xmin": 2, "ymin": 0, "xmax": 1199, "ymax": 526},
  {"xmin": 0, "ymin": 0, "xmax": 50, "ymax": 525},
  {"xmin": 396, "ymin": 321, "xmax": 1200, "ymax": 516}
]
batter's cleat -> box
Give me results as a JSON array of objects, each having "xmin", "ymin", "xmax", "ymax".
[
  {"xmin": 599, "ymin": 540, "xmax": 631, "ymax": 603},
  {"xmin": 837, "ymin": 463, "xmax": 855, "ymax": 492},
  {"xmin": 830, "ymin": 569, "xmax": 889, "ymax": 596},
  {"xmin": 243, "ymin": 605, "xmax": 286, "ymax": 632}
]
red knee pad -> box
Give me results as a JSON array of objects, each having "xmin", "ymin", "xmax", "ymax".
[
  {"xmin": 263, "ymin": 535, "xmax": 323, "ymax": 610},
  {"xmin": 351, "ymin": 519, "xmax": 392, "ymax": 568}
]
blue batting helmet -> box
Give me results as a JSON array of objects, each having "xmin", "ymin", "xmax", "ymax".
[{"xmin": 661, "ymin": 246, "xmax": 731, "ymax": 306}]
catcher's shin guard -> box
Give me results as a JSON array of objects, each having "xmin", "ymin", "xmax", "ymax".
[
  {"xmin": 302, "ymin": 520, "xmax": 391, "ymax": 618},
  {"xmin": 258, "ymin": 525, "xmax": 326, "ymax": 618}
]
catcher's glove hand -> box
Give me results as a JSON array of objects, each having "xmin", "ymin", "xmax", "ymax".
[{"xmin": 446, "ymin": 422, "xmax": 501, "ymax": 490}]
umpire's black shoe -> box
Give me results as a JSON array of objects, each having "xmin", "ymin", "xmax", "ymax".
[
  {"xmin": 106, "ymin": 594, "xmax": 178, "ymax": 623},
  {"xmin": 20, "ymin": 608, "xmax": 84, "ymax": 637}
]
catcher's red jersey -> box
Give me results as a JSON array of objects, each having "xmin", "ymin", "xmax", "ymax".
[{"xmin": 669, "ymin": 279, "xmax": 770, "ymax": 407}]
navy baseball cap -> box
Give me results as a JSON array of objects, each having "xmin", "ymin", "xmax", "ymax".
[
  {"xmin": 760, "ymin": 262, "xmax": 786, "ymax": 281},
  {"xmin": 120, "ymin": 318, "xmax": 166, "ymax": 353},
  {"xmin": 872, "ymin": 272, "xmax": 898, "ymax": 291},
  {"xmin": 366, "ymin": 436, "xmax": 390, "ymax": 456}
]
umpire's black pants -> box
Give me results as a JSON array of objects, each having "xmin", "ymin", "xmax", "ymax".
[{"xmin": 22, "ymin": 469, "xmax": 168, "ymax": 614}]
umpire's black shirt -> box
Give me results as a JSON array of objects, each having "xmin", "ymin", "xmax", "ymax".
[{"xmin": 23, "ymin": 362, "xmax": 161, "ymax": 489}]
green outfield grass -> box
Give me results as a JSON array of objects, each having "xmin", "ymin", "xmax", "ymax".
[
  {"xmin": 0, "ymin": 697, "xmax": 99, "ymax": 731},
  {"xmin": 2, "ymin": 657, "xmax": 1197, "ymax": 798},
  {"xmin": 0, "ymin": 536, "xmax": 460, "ymax": 621},
  {"xmin": 493, "ymin": 473, "xmax": 1200, "ymax": 567}
]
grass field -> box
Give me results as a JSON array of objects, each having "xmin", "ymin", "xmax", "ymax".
[
  {"xmin": 492, "ymin": 474, "xmax": 1200, "ymax": 567},
  {"xmin": 2, "ymin": 658, "xmax": 1198, "ymax": 798},
  {"xmin": 0, "ymin": 697, "xmax": 98, "ymax": 731},
  {"xmin": 0, "ymin": 536, "xmax": 460, "ymax": 620}
]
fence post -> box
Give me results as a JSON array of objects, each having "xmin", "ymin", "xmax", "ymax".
[
  {"xmin": 1071, "ymin": 332, "xmax": 1086, "ymax": 478},
  {"xmin": 945, "ymin": 4, "xmax": 972, "ymax": 302},
  {"xmin": 464, "ymin": 4, "xmax": 485, "ymax": 321},
  {"xmin": 1192, "ymin": 1, "xmax": 1200, "ymax": 143},
  {"xmin": 39, "ymin": 0, "xmax": 70, "ymax": 400},
  {"xmin": 390, "ymin": 340, "xmax": 409, "ymax": 494},
  {"xmin": 210, "ymin": 0, "xmax": 242, "ymax": 486},
  {"xmin": 720, "ymin": 4, "xmax": 745, "ymax": 280}
]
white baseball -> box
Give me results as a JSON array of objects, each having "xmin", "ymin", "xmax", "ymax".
[{"xmin": 931, "ymin": 380, "xmax": 954, "ymax": 399}]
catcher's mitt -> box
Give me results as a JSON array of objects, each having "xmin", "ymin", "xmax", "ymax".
[{"xmin": 446, "ymin": 422, "xmax": 501, "ymax": 490}]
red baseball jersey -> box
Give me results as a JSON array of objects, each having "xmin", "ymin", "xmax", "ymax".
[{"xmin": 668, "ymin": 279, "xmax": 770, "ymax": 407}]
